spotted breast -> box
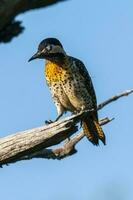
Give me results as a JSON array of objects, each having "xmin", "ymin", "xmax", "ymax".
[{"xmin": 45, "ymin": 60, "xmax": 75, "ymax": 112}]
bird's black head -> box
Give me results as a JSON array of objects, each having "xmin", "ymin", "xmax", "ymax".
[{"xmin": 28, "ymin": 38, "xmax": 66, "ymax": 62}]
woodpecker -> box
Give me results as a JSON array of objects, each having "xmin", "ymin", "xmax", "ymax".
[{"xmin": 29, "ymin": 38, "xmax": 106, "ymax": 145}]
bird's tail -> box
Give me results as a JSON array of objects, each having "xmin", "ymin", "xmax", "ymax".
[{"xmin": 82, "ymin": 114, "xmax": 106, "ymax": 145}]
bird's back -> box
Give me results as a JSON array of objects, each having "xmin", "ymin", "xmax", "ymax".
[{"xmin": 65, "ymin": 56, "xmax": 98, "ymax": 113}]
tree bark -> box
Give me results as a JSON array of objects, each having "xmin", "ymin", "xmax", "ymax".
[
  {"xmin": 0, "ymin": 89, "xmax": 132, "ymax": 167},
  {"xmin": 0, "ymin": 0, "xmax": 66, "ymax": 43}
]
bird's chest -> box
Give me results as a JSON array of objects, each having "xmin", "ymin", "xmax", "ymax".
[{"xmin": 45, "ymin": 62, "xmax": 66, "ymax": 85}]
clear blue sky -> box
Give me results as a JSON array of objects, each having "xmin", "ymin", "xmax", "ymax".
[{"xmin": 0, "ymin": 0, "xmax": 133, "ymax": 199}]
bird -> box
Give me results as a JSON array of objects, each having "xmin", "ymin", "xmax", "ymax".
[{"xmin": 28, "ymin": 38, "xmax": 106, "ymax": 145}]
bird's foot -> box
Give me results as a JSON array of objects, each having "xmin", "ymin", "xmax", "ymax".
[
  {"xmin": 45, "ymin": 120, "xmax": 53, "ymax": 125},
  {"xmin": 45, "ymin": 112, "xmax": 64, "ymax": 125}
]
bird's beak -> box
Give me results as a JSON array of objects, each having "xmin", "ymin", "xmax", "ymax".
[{"xmin": 28, "ymin": 51, "xmax": 41, "ymax": 62}]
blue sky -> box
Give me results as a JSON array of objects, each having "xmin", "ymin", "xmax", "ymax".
[{"xmin": 0, "ymin": 0, "xmax": 133, "ymax": 199}]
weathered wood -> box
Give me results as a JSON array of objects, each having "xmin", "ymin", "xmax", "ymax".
[
  {"xmin": 0, "ymin": 89, "xmax": 132, "ymax": 167},
  {"xmin": 17, "ymin": 117, "xmax": 114, "ymax": 162},
  {"xmin": 0, "ymin": 0, "xmax": 66, "ymax": 43},
  {"xmin": 0, "ymin": 114, "xmax": 79, "ymax": 166}
]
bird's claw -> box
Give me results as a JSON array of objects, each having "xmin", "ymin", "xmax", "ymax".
[{"xmin": 45, "ymin": 120, "xmax": 53, "ymax": 124}]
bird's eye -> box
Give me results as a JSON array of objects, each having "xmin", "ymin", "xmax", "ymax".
[{"xmin": 45, "ymin": 45, "xmax": 52, "ymax": 51}]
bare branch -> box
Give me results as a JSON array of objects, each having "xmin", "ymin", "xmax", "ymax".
[
  {"xmin": 0, "ymin": 116, "xmax": 79, "ymax": 166},
  {"xmin": 18, "ymin": 117, "xmax": 114, "ymax": 162},
  {"xmin": 0, "ymin": 89, "xmax": 132, "ymax": 167},
  {"xmin": 98, "ymin": 89, "xmax": 133, "ymax": 110}
]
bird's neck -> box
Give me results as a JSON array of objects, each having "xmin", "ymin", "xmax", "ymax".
[
  {"xmin": 44, "ymin": 48, "xmax": 67, "ymax": 64},
  {"xmin": 45, "ymin": 54, "xmax": 69, "ymax": 66}
]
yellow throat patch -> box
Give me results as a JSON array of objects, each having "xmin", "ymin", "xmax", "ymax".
[{"xmin": 45, "ymin": 61, "xmax": 66, "ymax": 84}]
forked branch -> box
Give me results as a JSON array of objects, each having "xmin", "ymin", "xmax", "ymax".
[{"xmin": 0, "ymin": 89, "xmax": 132, "ymax": 167}]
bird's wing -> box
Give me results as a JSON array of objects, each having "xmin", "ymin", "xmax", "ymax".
[{"xmin": 70, "ymin": 56, "xmax": 98, "ymax": 117}]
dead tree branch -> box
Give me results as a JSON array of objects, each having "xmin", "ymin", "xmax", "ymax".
[
  {"xmin": 0, "ymin": 0, "xmax": 66, "ymax": 43},
  {"xmin": 0, "ymin": 89, "xmax": 132, "ymax": 167},
  {"xmin": 98, "ymin": 89, "xmax": 133, "ymax": 110},
  {"xmin": 18, "ymin": 117, "xmax": 114, "ymax": 162}
]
